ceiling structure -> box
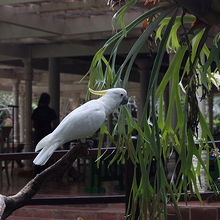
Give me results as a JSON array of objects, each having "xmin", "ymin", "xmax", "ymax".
[
  {"xmin": 0, "ymin": 1, "xmax": 219, "ymax": 94},
  {"xmin": 0, "ymin": 0, "xmax": 149, "ymax": 97},
  {"xmin": 0, "ymin": 0, "xmax": 146, "ymax": 57}
]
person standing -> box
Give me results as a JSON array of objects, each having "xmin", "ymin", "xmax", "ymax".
[{"xmin": 31, "ymin": 93, "xmax": 57, "ymax": 147}]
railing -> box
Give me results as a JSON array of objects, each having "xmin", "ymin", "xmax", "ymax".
[{"xmin": 0, "ymin": 147, "xmax": 116, "ymax": 160}]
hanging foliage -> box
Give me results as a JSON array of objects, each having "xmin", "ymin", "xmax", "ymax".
[{"xmin": 87, "ymin": 0, "xmax": 220, "ymax": 219}]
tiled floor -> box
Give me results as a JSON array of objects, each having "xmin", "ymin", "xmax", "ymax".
[
  {"xmin": 1, "ymin": 161, "xmax": 124, "ymax": 196},
  {"xmin": 7, "ymin": 204, "xmax": 125, "ymax": 220}
]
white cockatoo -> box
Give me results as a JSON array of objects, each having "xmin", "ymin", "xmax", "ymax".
[{"xmin": 33, "ymin": 88, "xmax": 128, "ymax": 165}]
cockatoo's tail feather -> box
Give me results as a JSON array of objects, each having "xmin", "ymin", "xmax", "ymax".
[
  {"xmin": 35, "ymin": 133, "xmax": 53, "ymax": 152},
  {"xmin": 33, "ymin": 142, "xmax": 60, "ymax": 165}
]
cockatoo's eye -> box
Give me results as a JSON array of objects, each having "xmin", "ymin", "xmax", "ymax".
[{"xmin": 120, "ymin": 94, "xmax": 123, "ymax": 97}]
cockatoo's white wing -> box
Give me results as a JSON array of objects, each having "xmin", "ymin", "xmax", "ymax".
[
  {"xmin": 58, "ymin": 100, "xmax": 97, "ymax": 127},
  {"xmin": 53, "ymin": 100, "xmax": 106, "ymax": 142},
  {"xmin": 33, "ymin": 100, "xmax": 106, "ymax": 165}
]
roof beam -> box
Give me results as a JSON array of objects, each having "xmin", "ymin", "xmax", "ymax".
[
  {"xmin": 0, "ymin": 22, "xmax": 55, "ymax": 40},
  {"xmin": 0, "ymin": 5, "xmax": 142, "ymax": 35},
  {"xmin": 0, "ymin": 23, "xmax": 141, "ymax": 42},
  {"xmin": 0, "ymin": 0, "xmax": 45, "ymax": 5},
  {"xmin": 31, "ymin": 41, "xmax": 105, "ymax": 58},
  {"xmin": 8, "ymin": 1, "xmax": 110, "ymax": 14},
  {"xmin": 0, "ymin": 36, "xmax": 146, "ymax": 61},
  {"xmin": 0, "ymin": 41, "xmax": 100, "ymax": 60},
  {"xmin": 31, "ymin": 38, "xmax": 144, "ymax": 58},
  {"xmin": 0, "ymin": 6, "xmax": 66, "ymax": 34},
  {"xmin": 0, "ymin": 44, "xmax": 30, "ymax": 58},
  {"xmin": 62, "ymin": 12, "xmax": 142, "ymax": 35},
  {"xmin": 3, "ymin": 0, "xmax": 145, "ymax": 13}
]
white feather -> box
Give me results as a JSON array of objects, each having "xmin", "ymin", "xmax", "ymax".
[
  {"xmin": 33, "ymin": 142, "xmax": 60, "ymax": 165},
  {"xmin": 35, "ymin": 133, "xmax": 53, "ymax": 152}
]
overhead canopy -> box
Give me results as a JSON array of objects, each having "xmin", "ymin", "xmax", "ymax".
[
  {"xmin": 0, "ymin": 0, "xmax": 151, "ymax": 94},
  {"xmin": 0, "ymin": 0, "xmax": 146, "ymax": 60}
]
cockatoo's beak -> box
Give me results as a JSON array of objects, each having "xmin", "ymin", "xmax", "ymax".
[
  {"xmin": 89, "ymin": 88, "xmax": 108, "ymax": 96},
  {"xmin": 121, "ymin": 96, "xmax": 128, "ymax": 105}
]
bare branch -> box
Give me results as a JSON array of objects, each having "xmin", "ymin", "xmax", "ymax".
[{"xmin": 0, "ymin": 143, "xmax": 87, "ymax": 219}]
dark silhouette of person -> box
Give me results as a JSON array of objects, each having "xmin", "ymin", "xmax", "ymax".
[
  {"xmin": 31, "ymin": 93, "xmax": 57, "ymax": 147},
  {"xmin": 31, "ymin": 93, "xmax": 57, "ymax": 175}
]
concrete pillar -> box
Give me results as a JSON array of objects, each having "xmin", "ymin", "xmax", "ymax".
[
  {"xmin": 48, "ymin": 57, "xmax": 60, "ymax": 127},
  {"xmin": 19, "ymin": 83, "xmax": 25, "ymax": 144},
  {"xmin": 12, "ymin": 78, "xmax": 20, "ymax": 144},
  {"xmin": 23, "ymin": 59, "xmax": 33, "ymax": 153}
]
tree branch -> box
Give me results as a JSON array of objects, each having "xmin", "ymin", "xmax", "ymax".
[{"xmin": 0, "ymin": 143, "xmax": 87, "ymax": 219}]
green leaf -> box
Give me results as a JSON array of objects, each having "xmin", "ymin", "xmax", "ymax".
[
  {"xmin": 112, "ymin": 0, "xmax": 138, "ymax": 35},
  {"xmin": 117, "ymin": 9, "xmax": 173, "ymax": 85}
]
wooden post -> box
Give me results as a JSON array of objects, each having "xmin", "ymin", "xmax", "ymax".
[
  {"xmin": 23, "ymin": 59, "xmax": 33, "ymax": 169},
  {"xmin": 12, "ymin": 79, "xmax": 20, "ymax": 144},
  {"xmin": 19, "ymin": 84, "xmax": 25, "ymax": 144}
]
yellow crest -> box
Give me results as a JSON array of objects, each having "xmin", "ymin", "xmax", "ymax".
[{"xmin": 89, "ymin": 88, "xmax": 108, "ymax": 96}]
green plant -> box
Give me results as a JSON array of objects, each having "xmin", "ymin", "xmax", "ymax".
[{"xmin": 87, "ymin": 0, "xmax": 220, "ymax": 219}]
